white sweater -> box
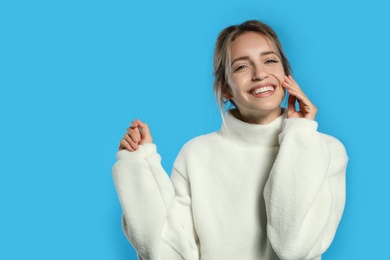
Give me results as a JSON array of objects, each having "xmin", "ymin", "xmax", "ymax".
[{"xmin": 112, "ymin": 109, "xmax": 348, "ymax": 260}]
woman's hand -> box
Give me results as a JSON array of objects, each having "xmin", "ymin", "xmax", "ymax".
[
  {"xmin": 119, "ymin": 119, "xmax": 153, "ymax": 151},
  {"xmin": 282, "ymin": 75, "xmax": 317, "ymax": 120}
]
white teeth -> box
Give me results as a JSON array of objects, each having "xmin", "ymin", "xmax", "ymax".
[{"xmin": 251, "ymin": 86, "xmax": 275, "ymax": 95}]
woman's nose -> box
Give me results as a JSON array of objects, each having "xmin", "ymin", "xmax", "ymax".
[{"xmin": 252, "ymin": 64, "xmax": 268, "ymax": 81}]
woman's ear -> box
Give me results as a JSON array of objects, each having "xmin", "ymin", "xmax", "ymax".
[
  {"xmin": 222, "ymin": 86, "xmax": 233, "ymax": 100},
  {"xmin": 223, "ymin": 94, "xmax": 232, "ymax": 101}
]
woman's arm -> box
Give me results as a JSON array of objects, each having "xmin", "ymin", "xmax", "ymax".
[
  {"xmin": 264, "ymin": 118, "xmax": 347, "ymax": 260},
  {"xmin": 264, "ymin": 77, "xmax": 348, "ymax": 259},
  {"xmin": 113, "ymin": 144, "xmax": 175, "ymax": 259},
  {"xmin": 113, "ymin": 120, "xmax": 199, "ymax": 260}
]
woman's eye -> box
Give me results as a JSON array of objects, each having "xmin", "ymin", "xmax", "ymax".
[
  {"xmin": 234, "ymin": 65, "xmax": 246, "ymax": 72},
  {"xmin": 265, "ymin": 59, "xmax": 278, "ymax": 64}
]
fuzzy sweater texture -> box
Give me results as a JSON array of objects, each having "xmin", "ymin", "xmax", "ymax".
[{"xmin": 112, "ymin": 109, "xmax": 348, "ymax": 260}]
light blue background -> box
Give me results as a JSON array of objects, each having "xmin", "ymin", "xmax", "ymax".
[{"xmin": 1, "ymin": 0, "xmax": 389, "ymax": 259}]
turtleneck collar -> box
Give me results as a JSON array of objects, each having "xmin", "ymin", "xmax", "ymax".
[{"xmin": 218, "ymin": 108, "xmax": 286, "ymax": 148}]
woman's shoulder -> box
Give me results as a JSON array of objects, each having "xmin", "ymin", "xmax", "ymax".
[
  {"xmin": 320, "ymin": 132, "xmax": 348, "ymax": 159},
  {"xmin": 181, "ymin": 131, "xmax": 221, "ymax": 153},
  {"xmin": 173, "ymin": 131, "xmax": 221, "ymax": 161}
]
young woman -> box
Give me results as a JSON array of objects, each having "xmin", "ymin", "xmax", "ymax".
[{"xmin": 113, "ymin": 20, "xmax": 348, "ymax": 260}]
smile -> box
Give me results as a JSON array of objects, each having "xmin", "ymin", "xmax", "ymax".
[{"xmin": 249, "ymin": 86, "xmax": 275, "ymax": 95}]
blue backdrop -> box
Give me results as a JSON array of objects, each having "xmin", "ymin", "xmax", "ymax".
[{"xmin": 1, "ymin": 0, "xmax": 389, "ymax": 259}]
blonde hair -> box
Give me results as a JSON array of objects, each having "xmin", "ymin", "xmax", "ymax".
[{"xmin": 213, "ymin": 20, "xmax": 291, "ymax": 109}]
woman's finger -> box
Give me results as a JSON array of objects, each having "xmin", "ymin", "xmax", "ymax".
[
  {"xmin": 286, "ymin": 75, "xmax": 302, "ymax": 90},
  {"xmin": 119, "ymin": 138, "xmax": 134, "ymax": 152},
  {"xmin": 287, "ymin": 93, "xmax": 297, "ymax": 113},
  {"xmin": 287, "ymin": 89, "xmax": 311, "ymax": 106},
  {"xmin": 127, "ymin": 127, "xmax": 141, "ymax": 143},
  {"xmin": 283, "ymin": 76, "xmax": 318, "ymax": 120},
  {"xmin": 284, "ymin": 77, "xmax": 313, "ymax": 107},
  {"xmin": 289, "ymin": 90, "xmax": 314, "ymax": 112},
  {"xmin": 135, "ymin": 119, "xmax": 153, "ymax": 144},
  {"xmin": 283, "ymin": 79, "xmax": 304, "ymax": 96},
  {"xmin": 287, "ymin": 75, "xmax": 298, "ymax": 85},
  {"xmin": 124, "ymin": 132, "xmax": 139, "ymax": 150}
]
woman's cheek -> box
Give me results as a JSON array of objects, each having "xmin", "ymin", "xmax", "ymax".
[{"xmin": 269, "ymin": 72, "xmax": 284, "ymax": 86}]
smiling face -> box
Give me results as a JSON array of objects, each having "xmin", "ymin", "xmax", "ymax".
[{"xmin": 227, "ymin": 32, "xmax": 286, "ymax": 124}]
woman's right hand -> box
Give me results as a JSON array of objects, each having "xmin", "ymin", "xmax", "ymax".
[{"xmin": 119, "ymin": 119, "xmax": 153, "ymax": 151}]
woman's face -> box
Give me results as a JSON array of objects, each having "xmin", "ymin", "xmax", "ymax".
[{"xmin": 227, "ymin": 32, "xmax": 286, "ymax": 123}]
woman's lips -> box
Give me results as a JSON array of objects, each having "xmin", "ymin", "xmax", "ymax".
[{"xmin": 248, "ymin": 85, "xmax": 276, "ymax": 98}]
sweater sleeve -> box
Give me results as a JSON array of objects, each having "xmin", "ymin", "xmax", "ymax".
[
  {"xmin": 112, "ymin": 143, "xmax": 200, "ymax": 260},
  {"xmin": 263, "ymin": 118, "xmax": 348, "ymax": 260}
]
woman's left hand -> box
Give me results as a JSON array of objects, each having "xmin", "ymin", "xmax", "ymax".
[{"xmin": 282, "ymin": 75, "xmax": 317, "ymax": 120}]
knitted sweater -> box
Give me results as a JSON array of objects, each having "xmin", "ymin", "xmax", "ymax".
[{"xmin": 112, "ymin": 109, "xmax": 348, "ymax": 260}]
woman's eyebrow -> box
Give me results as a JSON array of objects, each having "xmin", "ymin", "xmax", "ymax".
[
  {"xmin": 231, "ymin": 56, "xmax": 249, "ymax": 66},
  {"xmin": 231, "ymin": 51, "xmax": 279, "ymax": 66},
  {"xmin": 261, "ymin": 51, "xmax": 278, "ymax": 56}
]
